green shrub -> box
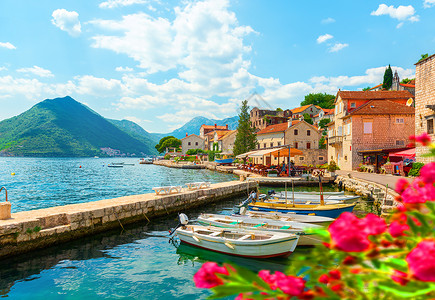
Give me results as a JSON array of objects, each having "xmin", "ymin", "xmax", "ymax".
[
  {"xmin": 164, "ymin": 154, "xmax": 171, "ymax": 160},
  {"xmin": 327, "ymin": 160, "xmax": 339, "ymax": 172},
  {"xmin": 408, "ymin": 162, "xmax": 425, "ymax": 177}
]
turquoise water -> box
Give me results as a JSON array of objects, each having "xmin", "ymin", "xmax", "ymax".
[{"xmin": 0, "ymin": 157, "xmax": 237, "ymax": 213}]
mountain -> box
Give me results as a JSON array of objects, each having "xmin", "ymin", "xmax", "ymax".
[
  {"xmin": 0, "ymin": 96, "xmax": 157, "ymax": 157},
  {"xmin": 157, "ymin": 116, "xmax": 239, "ymax": 139},
  {"xmin": 108, "ymin": 119, "xmax": 160, "ymax": 147}
]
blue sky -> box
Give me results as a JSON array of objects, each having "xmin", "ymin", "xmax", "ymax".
[{"xmin": 0, "ymin": 0, "xmax": 434, "ymax": 133}]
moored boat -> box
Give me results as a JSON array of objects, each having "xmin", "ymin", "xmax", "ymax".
[
  {"xmin": 139, "ymin": 157, "xmax": 153, "ymax": 164},
  {"xmin": 215, "ymin": 158, "xmax": 234, "ymax": 165},
  {"xmin": 248, "ymin": 202, "xmax": 356, "ymax": 218},
  {"xmin": 264, "ymin": 197, "xmax": 342, "ymax": 205},
  {"xmin": 197, "ymin": 213, "xmax": 321, "ymax": 246},
  {"xmin": 236, "ymin": 210, "xmax": 335, "ymax": 225},
  {"xmin": 269, "ymin": 191, "xmax": 359, "ymax": 203},
  {"xmin": 176, "ymin": 224, "xmax": 299, "ymax": 258}
]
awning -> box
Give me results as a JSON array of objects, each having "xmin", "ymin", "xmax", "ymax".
[
  {"xmin": 249, "ymin": 147, "xmax": 285, "ymax": 157},
  {"xmin": 235, "ymin": 150, "xmax": 258, "ymax": 159},
  {"xmin": 389, "ymin": 148, "xmax": 415, "ymax": 158},
  {"xmin": 270, "ymin": 148, "xmax": 303, "ymax": 157}
]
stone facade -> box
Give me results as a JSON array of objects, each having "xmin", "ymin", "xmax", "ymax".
[
  {"xmin": 181, "ymin": 134, "xmax": 205, "ymax": 154},
  {"xmin": 199, "ymin": 124, "xmax": 229, "ymax": 137},
  {"xmin": 415, "ymin": 54, "xmax": 435, "ymax": 163},
  {"xmin": 284, "ymin": 120, "xmax": 321, "ymax": 150},
  {"xmin": 219, "ymin": 130, "xmax": 237, "ymax": 154},
  {"xmin": 293, "ymin": 149, "xmax": 327, "ymax": 167},
  {"xmin": 250, "ymin": 107, "xmax": 292, "ymax": 131},
  {"xmin": 291, "ymin": 104, "xmax": 323, "ymax": 119}
]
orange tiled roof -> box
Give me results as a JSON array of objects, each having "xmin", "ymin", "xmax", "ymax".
[
  {"xmin": 344, "ymin": 100, "xmax": 414, "ymax": 117},
  {"xmin": 291, "ymin": 104, "xmax": 321, "ymax": 114},
  {"xmin": 201, "ymin": 124, "xmax": 228, "ymax": 130},
  {"xmin": 399, "ymin": 83, "xmax": 415, "ymax": 88},
  {"xmin": 338, "ymin": 90, "xmax": 414, "ymax": 101},
  {"xmin": 256, "ymin": 122, "xmax": 288, "ymax": 135},
  {"xmin": 218, "ymin": 130, "xmax": 237, "ymax": 140},
  {"xmin": 322, "ymin": 109, "xmax": 334, "ymax": 114},
  {"xmin": 368, "ymin": 84, "xmax": 383, "ymax": 91}
]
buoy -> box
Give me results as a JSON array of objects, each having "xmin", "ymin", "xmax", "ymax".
[
  {"xmin": 11, "ymin": 173, "xmax": 15, "ymax": 176},
  {"xmin": 79, "ymin": 166, "xmax": 82, "ymax": 168}
]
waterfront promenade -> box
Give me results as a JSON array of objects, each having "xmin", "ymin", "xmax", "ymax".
[{"xmin": 336, "ymin": 170, "xmax": 412, "ymax": 189}]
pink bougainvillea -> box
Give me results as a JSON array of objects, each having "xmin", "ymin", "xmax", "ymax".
[
  {"xmin": 406, "ymin": 240, "xmax": 435, "ymax": 282},
  {"xmin": 193, "ymin": 262, "xmax": 229, "ymax": 288},
  {"xmin": 259, "ymin": 270, "xmax": 305, "ymax": 296}
]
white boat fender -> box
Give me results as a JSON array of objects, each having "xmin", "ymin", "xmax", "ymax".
[
  {"xmin": 179, "ymin": 213, "xmax": 189, "ymax": 225},
  {"xmin": 224, "ymin": 242, "xmax": 235, "ymax": 250}
]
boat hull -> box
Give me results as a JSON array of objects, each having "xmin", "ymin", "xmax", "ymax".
[
  {"xmin": 239, "ymin": 211, "xmax": 334, "ymax": 225},
  {"xmin": 215, "ymin": 158, "xmax": 234, "ymax": 165},
  {"xmin": 248, "ymin": 203, "xmax": 356, "ymax": 218},
  {"xmin": 176, "ymin": 227, "xmax": 298, "ymax": 258}
]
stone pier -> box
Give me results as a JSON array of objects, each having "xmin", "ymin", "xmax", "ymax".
[{"xmin": 0, "ymin": 181, "xmax": 255, "ymax": 259}]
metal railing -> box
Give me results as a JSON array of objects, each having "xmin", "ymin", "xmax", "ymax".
[{"xmin": 0, "ymin": 187, "xmax": 7, "ymax": 202}]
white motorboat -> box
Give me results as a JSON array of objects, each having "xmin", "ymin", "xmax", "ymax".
[
  {"xmin": 175, "ymin": 221, "xmax": 299, "ymax": 258},
  {"xmin": 270, "ymin": 191, "xmax": 360, "ymax": 202},
  {"xmin": 265, "ymin": 197, "xmax": 342, "ymax": 205},
  {"xmin": 198, "ymin": 213, "xmax": 321, "ymax": 246}
]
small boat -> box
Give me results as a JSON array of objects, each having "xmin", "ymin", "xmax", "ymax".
[
  {"xmin": 269, "ymin": 192, "xmax": 359, "ymax": 202},
  {"xmin": 176, "ymin": 224, "xmax": 299, "ymax": 258},
  {"xmin": 139, "ymin": 158, "xmax": 153, "ymax": 164},
  {"xmin": 107, "ymin": 164, "xmax": 123, "ymax": 168},
  {"xmin": 215, "ymin": 158, "xmax": 234, "ymax": 165},
  {"xmin": 264, "ymin": 197, "xmax": 342, "ymax": 206},
  {"xmin": 197, "ymin": 213, "xmax": 321, "ymax": 246},
  {"xmin": 248, "ymin": 202, "xmax": 356, "ymax": 219},
  {"xmin": 235, "ymin": 210, "xmax": 334, "ymax": 225},
  {"xmin": 111, "ymin": 162, "xmax": 125, "ymax": 165}
]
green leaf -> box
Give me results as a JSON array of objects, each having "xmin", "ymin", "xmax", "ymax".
[
  {"xmin": 382, "ymin": 258, "xmax": 408, "ymax": 272},
  {"xmin": 378, "ymin": 281, "xmax": 435, "ymax": 298},
  {"xmin": 426, "ymin": 202, "xmax": 435, "ymax": 214},
  {"xmin": 306, "ymin": 227, "xmax": 330, "ymax": 239},
  {"xmin": 209, "ymin": 283, "xmax": 260, "ymax": 299}
]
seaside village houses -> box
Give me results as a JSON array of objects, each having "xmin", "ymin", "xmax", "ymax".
[
  {"xmin": 327, "ymin": 90, "xmax": 415, "ymax": 172},
  {"xmin": 415, "ymin": 53, "xmax": 435, "ymax": 163},
  {"xmin": 181, "ymin": 124, "xmax": 237, "ymax": 155}
]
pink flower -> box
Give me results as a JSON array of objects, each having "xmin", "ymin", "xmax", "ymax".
[
  {"xmin": 406, "ymin": 240, "xmax": 435, "ymax": 282},
  {"xmin": 391, "ymin": 270, "xmax": 409, "ymax": 286},
  {"xmin": 193, "ymin": 262, "xmax": 229, "ymax": 288},
  {"xmin": 318, "ymin": 274, "xmax": 329, "ymax": 284},
  {"xmin": 361, "ymin": 213, "xmax": 387, "ymax": 235},
  {"xmin": 328, "ymin": 270, "xmax": 341, "ymax": 280},
  {"xmin": 400, "ymin": 178, "xmax": 435, "ymax": 203},
  {"xmin": 328, "ymin": 212, "xmax": 385, "ymax": 252},
  {"xmin": 259, "ymin": 271, "xmax": 305, "ymax": 296},
  {"xmin": 389, "ymin": 221, "xmax": 410, "ymax": 237},
  {"xmin": 415, "ymin": 133, "xmax": 432, "ymax": 146},
  {"xmin": 420, "ymin": 162, "xmax": 435, "ymax": 184},
  {"xmin": 395, "ymin": 178, "xmax": 410, "ymax": 194}
]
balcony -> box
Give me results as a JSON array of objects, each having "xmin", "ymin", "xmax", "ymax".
[{"xmin": 328, "ymin": 135, "xmax": 343, "ymax": 146}]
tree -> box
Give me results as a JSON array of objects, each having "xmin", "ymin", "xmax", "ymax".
[
  {"xmin": 319, "ymin": 136, "xmax": 326, "ymax": 149},
  {"xmin": 418, "ymin": 53, "xmax": 428, "ymax": 62},
  {"xmin": 400, "ymin": 78, "xmax": 414, "ymax": 84},
  {"xmin": 318, "ymin": 118, "xmax": 331, "ymax": 129},
  {"xmin": 362, "ymin": 86, "xmax": 372, "ymax": 91},
  {"xmin": 382, "ymin": 64, "xmax": 393, "ymax": 90},
  {"xmin": 301, "ymin": 93, "xmax": 335, "ymax": 109},
  {"xmin": 276, "ymin": 107, "xmax": 283, "ymax": 112},
  {"xmin": 303, "ymin": 113, "xmax": 313, "ymax": 125},
  {"xmin": 155, "ymin": 136, "xmax": 181, "ymax": 153},
  {"xmin": 233, "ymin": 100, "xmax": 257, "ymax": 156}
]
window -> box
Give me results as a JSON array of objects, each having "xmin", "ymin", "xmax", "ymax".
[
  {"xmin": 396, "ymin": 140, "xmax": 405, "ymax": 146},
  {"xmin": 319, "ymin": 156, "xmax": 324, "ymax": 161},
  {"xmin": 263, "ymin": 143, "xmax": 266, "ymax": 148},
  {"xmin": 277, "ymin": 142, "xmax": 281, "ymax": 146},
  {"xmin": 294, "ymin": 129, "xmax": 298, "ymax": 135},
  {"xmin": 307, "ymin": 130, "xmax": 311, "ymax": 136},
  {"xmin": 299, "ymin": 156, "xmax": 305, "ymax": 161},
  {"xmin": 396, "ymin": 118, "xmax": 404, "ymax": 124},
  {"xmin": 257, "ymin": 144, "xmax": 260, "ymax": 149},
  {"xmin": 307, "ymin": 142, "xmax": 311, "ymax": 149},
  {"xmin": 350, "ymin": 102, "xmax": 356, "ymax": 108},
  {"xmin": 363, "ymin": 122, "xmax": 372, "ymax": 134},
  {"xmin": 270, "ymin": 142, "xmax": 274, "ymax": 147},
  {"xmin": 428, "ymin": 119, "xmax": 434, "ymax": 134},
  {"xmin": 294, "ymin": 142, "xmax": 298, "ymax": 149},
  {"xmin": 195, "ymin": 142, "xmax": 198, "ymax": 146},
  {"xmin": 188, "ymin": 142, "xmax": 191, "ymax": 146},
  {"xmin": 344, "ymin": 156, "xmax": 348, "ymax": 160},
  {"xmin": 347, "ymin": 123, "xmax": 351, "ymax": 135}
]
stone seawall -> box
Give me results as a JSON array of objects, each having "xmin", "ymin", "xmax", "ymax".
[
  {"xmin": 0, "ymin": 181, "xmax": 255, "ymax": 259},
  {"xmin": 153, "ymin": 160, "xmax": 206, "ymax": 169},
  {"xmin": 335, "ymin": 175, "xmax": 398, "ymax": 215}
]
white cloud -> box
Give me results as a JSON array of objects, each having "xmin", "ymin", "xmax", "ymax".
[
  {"xmin": 424, "ymin": 0, "xmax": 435, "ymax": 8},
  {"xmin": 115, "ymin": 66, "xmax": 134, "ymax": 72},
  {"xmin": 51, "ymin": 9, "xmax": 81, "ymax": 37},
  {"xmin": 321, "ymin": 17, "xmax": 335, "ymax": 24},
  {"xmin": 17, "ymin": 66, "xmax": 54, "ymax": 77},
  {"xmin": 329, "ymin": 43, "xmax": 348, "ymax": 52},
  {"xmin": 371, "ymin": 4, "xmax": 419, "ymax": 25},
  {"xmin": 0, "ymin": 67, "xmax": 7, "ymax": 71},
  {"xmin": 74, "ymin": 75, "xmax": 122, "ymax": 96},
  {"xmin": 0, "ymin": 42, "xmax": 16, "ymax": 50},
  {"xmin": 317, "ymin": 34, "xmax": 333, "ymax": 44},
  {"xmin": 99, "ymin": 0, "xmax": 148, "ymax": 9}
]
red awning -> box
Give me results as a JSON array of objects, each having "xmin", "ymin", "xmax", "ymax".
[{"xmin": 389, "ymin": 148, "xmax": 415, "ymax": 158}]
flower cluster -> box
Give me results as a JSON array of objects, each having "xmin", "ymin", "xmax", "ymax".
[{"xmin": 193, "ymin": 133, "xmax": 435, "ymax": 299}]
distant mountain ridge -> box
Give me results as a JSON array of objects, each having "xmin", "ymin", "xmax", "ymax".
[
  {"xmin": 0, "ymin": 96, "xmax": 158, "ymax": 157},
  {"xmin": 155, "ymin": 116, "xmax": 239, "ymax": 139}
]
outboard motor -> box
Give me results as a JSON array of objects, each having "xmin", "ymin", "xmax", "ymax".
[
  {"xmin": 267, "ymin": 190, "xmax": 275, "ymax": 196},
  {"xmin": 234, "ymin": 191, "xmax": 256, "ymax": 214},
  {"xmin": 169, "ymin": 213, "xmax": 189, "ymax": 236}
]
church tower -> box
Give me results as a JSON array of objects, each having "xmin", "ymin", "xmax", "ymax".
[{"xmin": 392, "ymin": 70, "xmax": 400, "ymax": 91}]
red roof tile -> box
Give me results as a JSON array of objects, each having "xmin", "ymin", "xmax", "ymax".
[
  {"xmin": 200, "ymin": 125, "xmax": 228, "ymax": 130},
  {"xmin": 337, "ymin": 90, "xmax": 414, "ymax": 101},
  {"xmin": 256, "ymin": 122, "xmax": 288, "ymax": 135},
  {"xmin": 344, "ymin": 100, "xmax": 414, "ymax": 117},
  {"xmin": 399, "ymin": 83, "xmax": 415, "ymax": 88}
]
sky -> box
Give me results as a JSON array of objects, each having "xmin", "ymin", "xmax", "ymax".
[{"xmin": 0, "ymin": 0, "xmax": 434, "ymax": 133}]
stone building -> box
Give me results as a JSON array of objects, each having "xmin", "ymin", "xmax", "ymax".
[
  {"xmin": 415, "ymin": 53, "xmax": 435, "ymax": 163},
  {"xmin": 256, "ymin": 123, "xmax": 287, "ymax": 149},
  {"xmin": 199, "ymin": 124, "xmax": 229, "ymax": 137},
  {"xmin": 328, "ymin": 90, "xmax": 415, "ymax": 171},
  {"xmin": 250, "ymin": 107, "xmax": 292, "ymax": 131},
  {"xmin": 218, "ymin": 130, "xmax": 237, "ymax": 154},
  {"xmin": 368, "ymin": 70, "xmax": 415, "ymax": 95},
  {"xmin": 291, "ymin": 104, "xmax": 323, "ymax": 120},
  {"xmin": 181, "ymin": 134, "xmax": 205, "ymax": 154}
]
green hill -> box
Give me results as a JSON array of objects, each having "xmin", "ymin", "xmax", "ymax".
[{"xmin": 0, "ymin": 96, "xmax": 157, "ymax": 157}]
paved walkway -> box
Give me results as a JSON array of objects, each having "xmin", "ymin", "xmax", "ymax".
[{"xmin": 336, "ymin": 170, "xmax": 413, "ymax": 189}]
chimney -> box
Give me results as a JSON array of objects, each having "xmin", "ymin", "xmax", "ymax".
[
  {"xmin": 225, "ymin": 124, "xmax": 228, "ymax": 129},
  {"xmin": 186, "ymin": 132, "xmax": 188, "ymax": 137},
  {"xmin": 214, "ymin": 124, "xmax": 217, "ymax": 128}
]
